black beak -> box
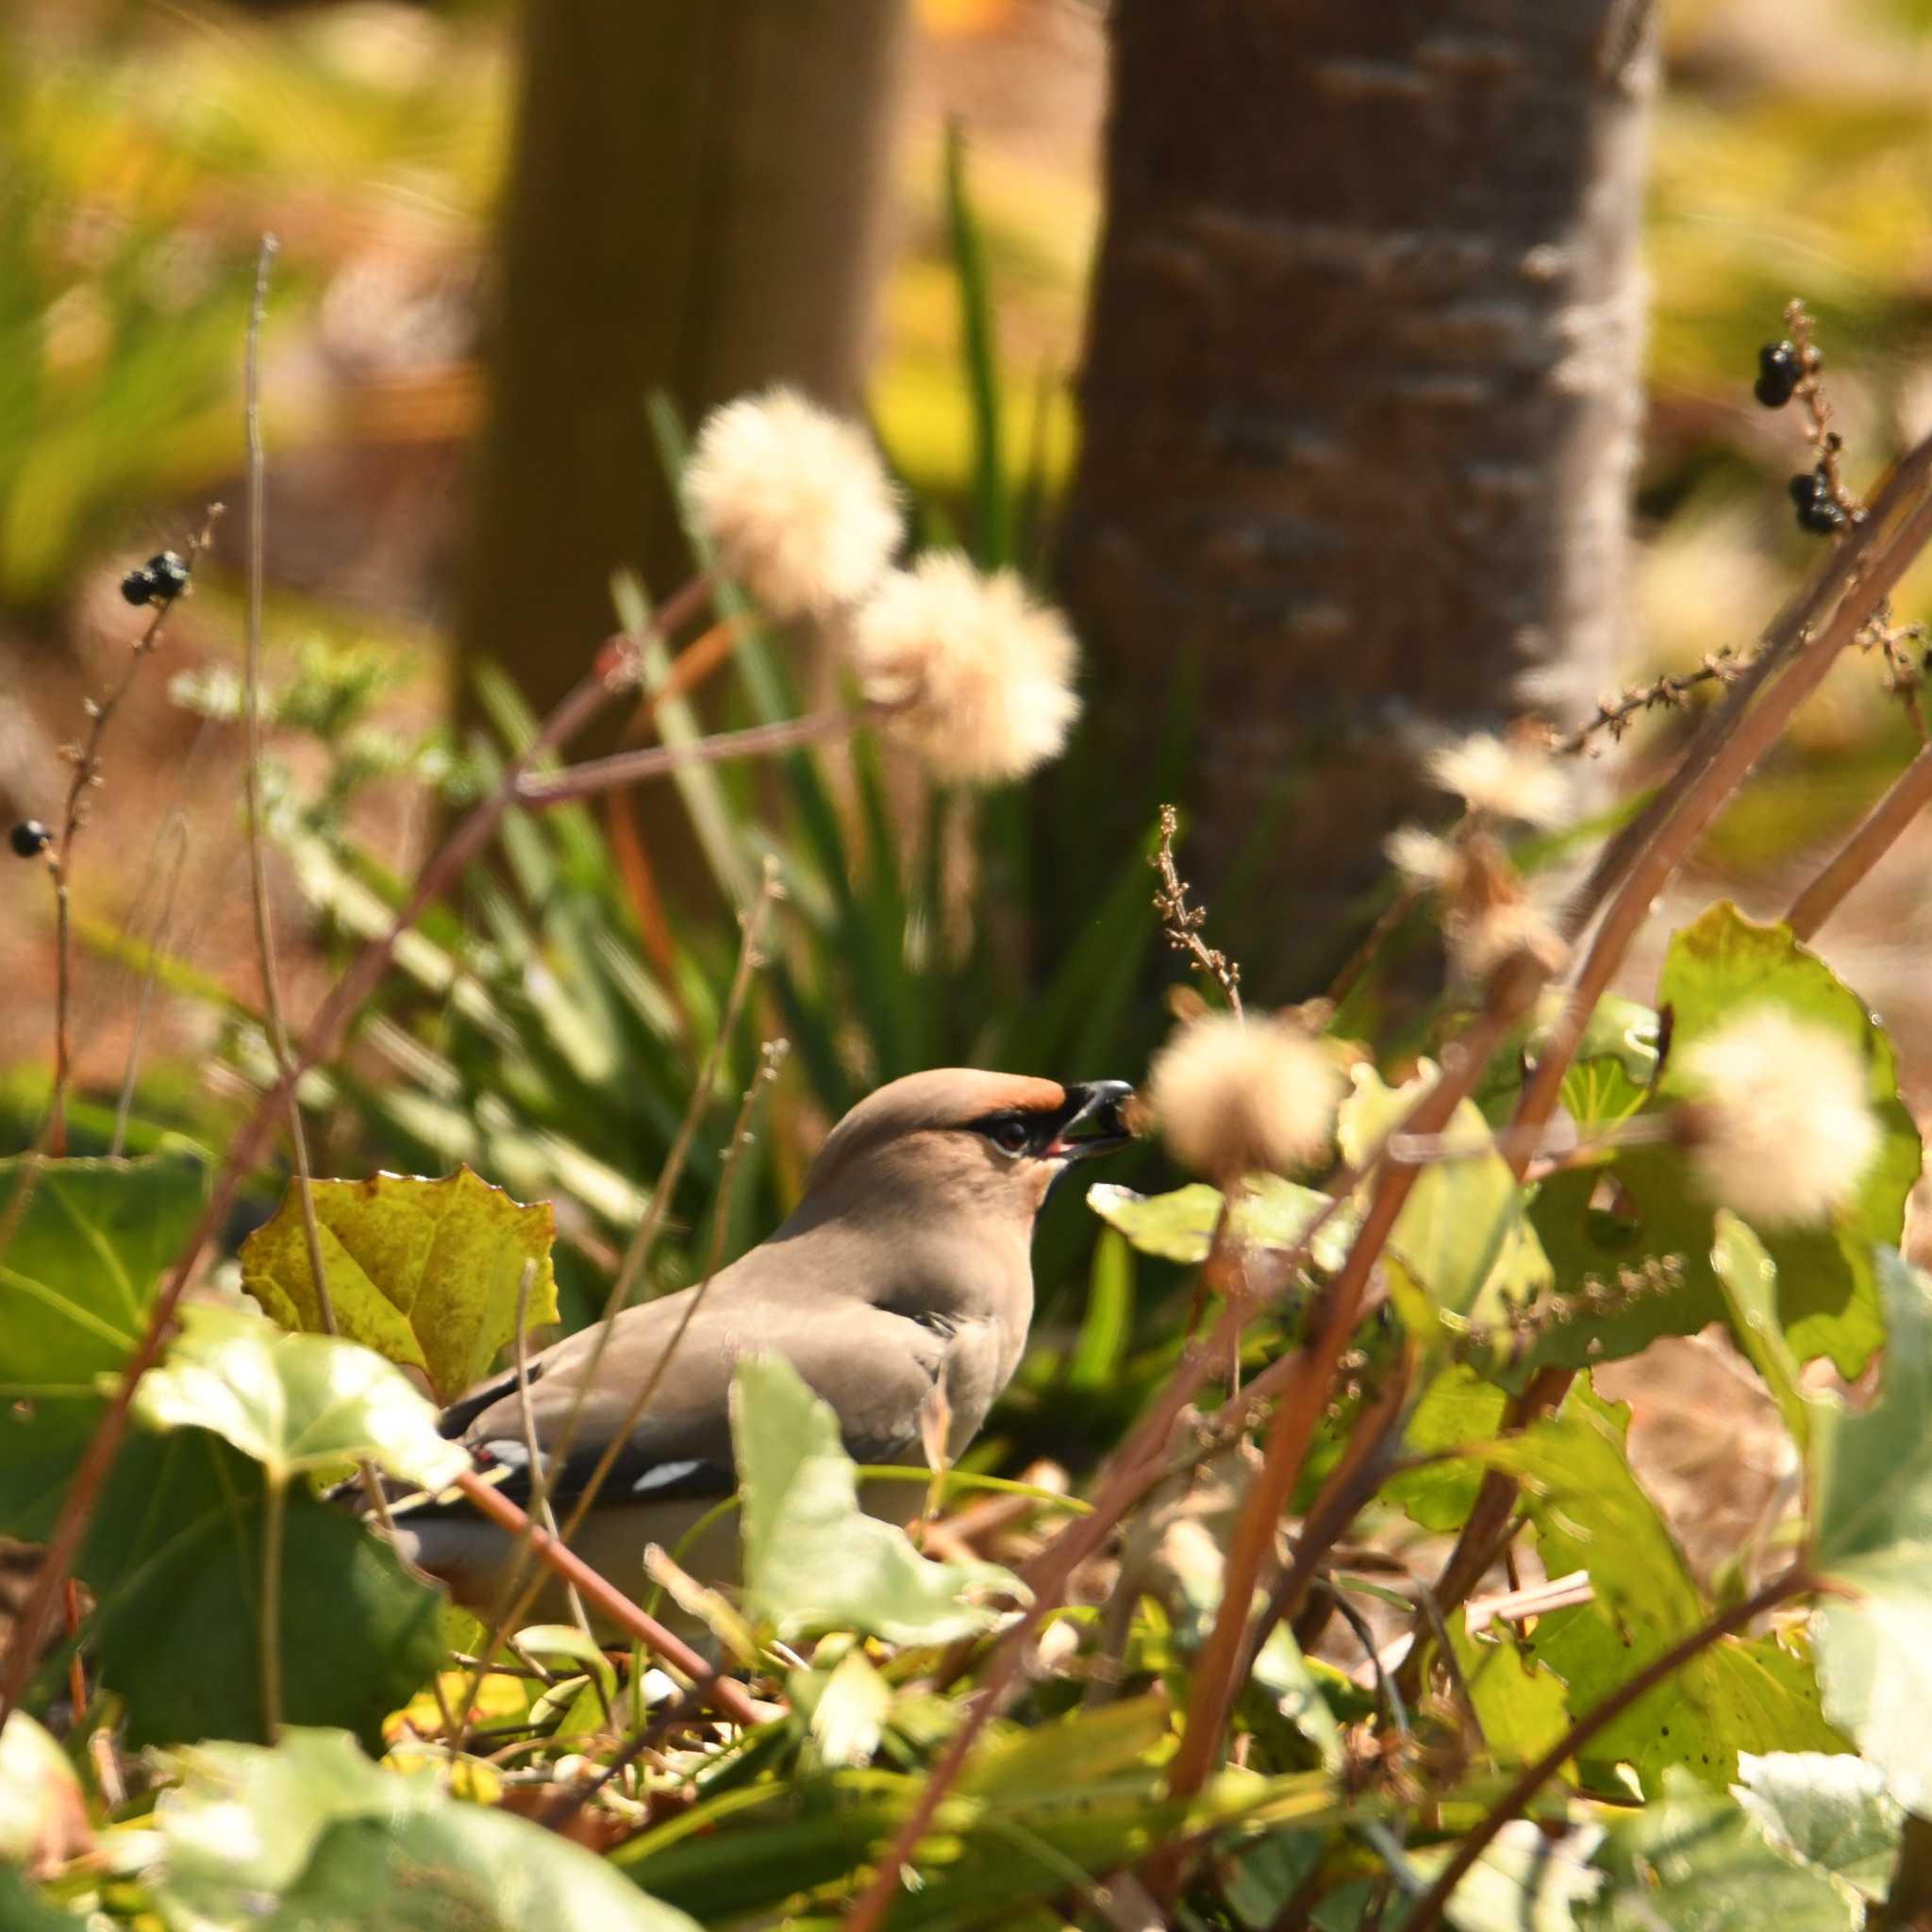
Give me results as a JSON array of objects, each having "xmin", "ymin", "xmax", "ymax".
[{"xmin": 1045, "ymin": 1079, "xmax": 1137, "ymax": 1161}]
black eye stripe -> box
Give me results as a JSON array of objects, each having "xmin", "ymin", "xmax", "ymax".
[{"xmin": 963, "ymin": 1109, "xmax": 1044, "ymax": 1154}]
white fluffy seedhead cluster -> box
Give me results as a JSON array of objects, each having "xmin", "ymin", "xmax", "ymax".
[
  {"xmin": 1681, "ymin": 1006, "xmax": 1880, "ymax": 1229},
  {"xmin": 1148, "ymin": 1011, "xmax": 1344, "ymax": 1180},
  {"xmin": 1426, "ymin": 730, "xmax": 1571, "ymax": 828},
  {"xmin": 846, "ymin": 553, "xmax": 1081, "ymax": 786},
  {"xmin": 686, "ymin": 388, "xmax": 903, "ymax": 619}
]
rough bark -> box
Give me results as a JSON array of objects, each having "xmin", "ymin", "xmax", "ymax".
[
  {"xmin": 1057, "ymin": 0, "xmax": 1657, "ymax": 979},
  {"xmin": 458, "ymin": 0, "xmax": 908, "ymax": 726}
]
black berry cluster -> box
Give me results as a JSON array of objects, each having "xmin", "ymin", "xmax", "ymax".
[
  {"xmin": 120, "ymin": 551, "xmax": 191, "ymax": 608},
  {"xmin": 1789, "ymin": 467, "xmax": 1846, "ymax": 537},
  {"xmin": 9, "ymin": 820, "xmax": 51, "ymax": 858},
  {"xmin": 1754, "ymin": 340, "xmax": 1802, "ymax": 409}
]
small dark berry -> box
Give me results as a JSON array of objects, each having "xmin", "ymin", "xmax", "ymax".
[
  {"xmin": 9, "ymin": 820, "xmax": 50, "ymax": 859},
  {"xmin": 145, "ymin": 551, "xmax": 190, "ymax": 599},
  {"xmin": 1755, "ymin": 341, "xmax": 1801, "ymax": 408},
  {"xmin": 120, "ymin": 568, "xmax": 157, "ymax": 607},
  {"xmin": 1795, "ymin": 473, "xmax": 1846, "ymax": 536}
]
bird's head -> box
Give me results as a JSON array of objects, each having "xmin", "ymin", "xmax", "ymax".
[{"xmin": 793, "ymin": 1069, "xmax": 1136, "ymax": 1232}]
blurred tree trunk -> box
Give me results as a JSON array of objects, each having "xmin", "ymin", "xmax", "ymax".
[
  {"xmin": 1056, "ymin": 0, "xmax": 1657, "ymax": 981},
  {"xmin": 459, "ymin": 0, "xmax": 908, "ymax": 727}
]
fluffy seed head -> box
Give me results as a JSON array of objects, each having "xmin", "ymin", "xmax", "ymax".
[
  {"xmin": 1148, "ymin": 1011, "xmax": 1344, "ymax": 1180},
  {"xmin": 845, "ymin": 553, "xmax": 1081, "ymax": 784},
  {"xmin": 686, "ymin": 388, "xmax": 902, "ymax": 618},
  {"xmin": 1385, "ymin": 824, "xmax": 1457, "ymax": 890},
  {"xmin": 1426, "ymin": 730, "xmax": 1571, "ymax": 827},
  {"xmin": 1438, "ymin": 834, "xmax": 1567, "ymax": 999},
  {"xmin": 1681, "ymin": 1007, "xmax": 1880, "ymax": 1229}
]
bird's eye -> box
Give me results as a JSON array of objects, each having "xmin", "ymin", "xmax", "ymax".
[{"xmin": 991, "ymin": 1118, "xmax": 1031, "ymax": 1155}]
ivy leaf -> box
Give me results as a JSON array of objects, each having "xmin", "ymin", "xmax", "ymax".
[
  {"xmin": 1527, "ymin": 906, "xmax": 1917, "ymax": 1381},
  {"xmin": 148, "ymin": 1726, "xmax": 700, "ymax": 1932},
  {"xmin": 133, "ymin": 1301, "xmax": 469, "ymax": 1491},
  {"xmin": 79, "ymin": 1427, "xmax": 442, "ymax": 1750},
  {"xmin": 1734, "ymin": 1752, "xmax": 1900, "ymax": 1904},
  {"xmin": 1086, "ymin": 1176, "xmax": 1357, "ymax": 1271},
  {"xmin": 733, "ymin": 1353, "xmax": 1021, "ymax": 1646},
  {"xmin": 0, "ymin": 1145, "xmax": 208, "ymax": 1538},
  {"xmin": 240, "ymin": 1167, "xmax": 558, "ymax": 1402},
  {"xmin": 1586, "ymin": 1770, "xmax": 1860, "ymax": 1930},
  {"xmin": 1809, "ymin": 1248, "xmax": 1932, "ymax": 1810},
  {"xmin": 1487, "ymin": 1384, "xmax": 1845, "ymax": 1792}
]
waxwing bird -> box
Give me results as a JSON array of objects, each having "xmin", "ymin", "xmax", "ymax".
[{"xmin": 390, "ymin": 1070, "xmax": 1134, "ymax": 1617}]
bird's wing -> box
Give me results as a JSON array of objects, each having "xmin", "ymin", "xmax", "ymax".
[{"xmin": 428, "ymin": 1274, "xmax": 951, "ymax": 1516}]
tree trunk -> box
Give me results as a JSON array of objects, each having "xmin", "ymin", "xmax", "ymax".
[
  {"xmin": 458, "ymin": 0, "xmax": 908, "ymax": 727},
  {"xmin": 1057, "ymin": 0, "xmax": 1657, "ymax": 982}
]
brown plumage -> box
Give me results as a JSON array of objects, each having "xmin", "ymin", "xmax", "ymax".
[{"xmin": 390, "ymin": 1069, "xmax": 1132, "ymax": 1614}]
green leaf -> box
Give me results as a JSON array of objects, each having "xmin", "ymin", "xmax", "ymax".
[
  {"xmin": 1383, "ymin": 1365, "xmax": 1508, "ymax": 1533},
  {"xmin": 1585, "ymin": 1770, "xmax": 1859, "ymax": 1930},
  {"xmin": 1528, "ymin": 906, "xmax": 1918, "ymax": 1381},
  {"xmin": 1810, "ymin": 1248, "xmax": 1932, "ymax": 1810},
  {"xmin": 78, "ymin": 1427, "xmax": 442, "ymax": 1750},
  {"xmin": 733, "ymin": 1353, "xmax": 1021, "ymax": 1646},
  {"xmin": 0, "ymin": 1146, "xmax": 208, "ymax": 1536},
  {"xmin": 1734, "ymin": 1752, "xmax": 1900, "ymax": 1904},
  {"xmin": 133, "ymin": 1302, "xmax": 469, "ymax": 1491},
  {"xmin": 239, "ymin": 1167, "xmax": 558, "ymax": 1402},
  {"xmin": 1449, "ymin": 1614, "xmax": 1571, "ymax": 1768},
  {"xmin": 1488, "ymin": 1385, "xmax": 1844, "ymax": 1792},
  {"xmin": 149, "ymin": 1727, "xmax": 700, "ymax": 1932},
  {"xmin": 1408, "ymin": 1820, "xmax": 1603, "ymax": 1932},
  {"xmin": 1709, "ymin": 1214, "xmax": 1811, "ymax": 1455},
  {"xmin": 1085, "ymin": 1176, "xmax": 1357, "ymax": 1271},
  {"xmin": 1338, "ymin": 1065, "xmax": 1550, "ymax": 1340}
]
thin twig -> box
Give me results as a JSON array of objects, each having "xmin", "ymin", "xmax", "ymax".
[
  {"xmin": 259, "ymin": 1476, "xmax": 286, "ymax": 1740},
  {"xmin": 510, "ymin": 1257, "xmax": 593, "ymax": 1641},
  {"xmin": 1548, "ymin": 651, "xmax": 1746, "ymax": 757},
  {"xmin": 1160, "ymin": 1004, "xmax": 1522, "ymax": 1847},
  {"xmin": 1560, "ymin": 427, "xmax": 1932, "ymax": 947},
  {"xmin": 1402, "ymin": 1570, "xmax": 1810, "ymax": 1932},
  {"xmin": 240, "ymin": 236, "xmax": 337, "ymax": 1342},
  {"xmin": 1785, "ymin": 741, "xmax": 1932, "ymax": 941},
  {"xmin": 0, "ymin": 578, "xmax": 715, "ymax": 1721},
  {"xmin": 457, "ymin": 888, "xmax": 783, "ymax": 1727},
  {"xmin": 44, "ymin": 506, "xmax": 224, "ymax": 1153},
  {"xmin": 451, "ymin": 1471, "xmax": 759, "ymax": 1729},
  {"xmin": 1151, "ymin": 805, "xmax": 1242, "ymax": 1016},
  {"xmin": 536, "ymin": 1045, "xmax": 786, "ymax": 1830},
  {"xmin": 516, "ymin": 710, "xmax": 859, "ymax": 808}
]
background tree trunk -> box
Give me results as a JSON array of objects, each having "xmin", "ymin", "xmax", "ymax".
[
  {"xmin": 458, "ymin": 0, "xmax": 908, "ymax": 728},
  {"xmin": 1056, "ymin": 0, "xmax": 1657, "ymax": 985}
]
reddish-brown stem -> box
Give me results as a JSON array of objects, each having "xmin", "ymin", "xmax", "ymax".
[
  {"xmin": 841, "ymin": 1187, "xmax": 1364, "ymax": 1932},
  {"xmin": 1403, "ymin": 1569, "xmax": 1810, "ymax": 1932},
  {"xmin": 1161, "ymin": 1007, "xmax": 1518, "ymax": 1830},
  {"xmin": 452, "ymin": 1471, "xmax": 758, "ymax": 1728},
  {"xmin": 1561, "ymin": 430, "xmax": 1932, "ymax": 948},
  {"xmin": 1785, "ymin": 741, "xmax": 1932, "ymax": 941},
  {"xmin": 1522, "ymin": 436, "xmax": 1932, "ymax": 1150},
  {"xmin": 0, "ymin": 578, "xmax": 714, "ymax": 1723},
  {"xmin": 1402, "ymin": 440, "xmax": 1932, "ymax": 1686}
]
